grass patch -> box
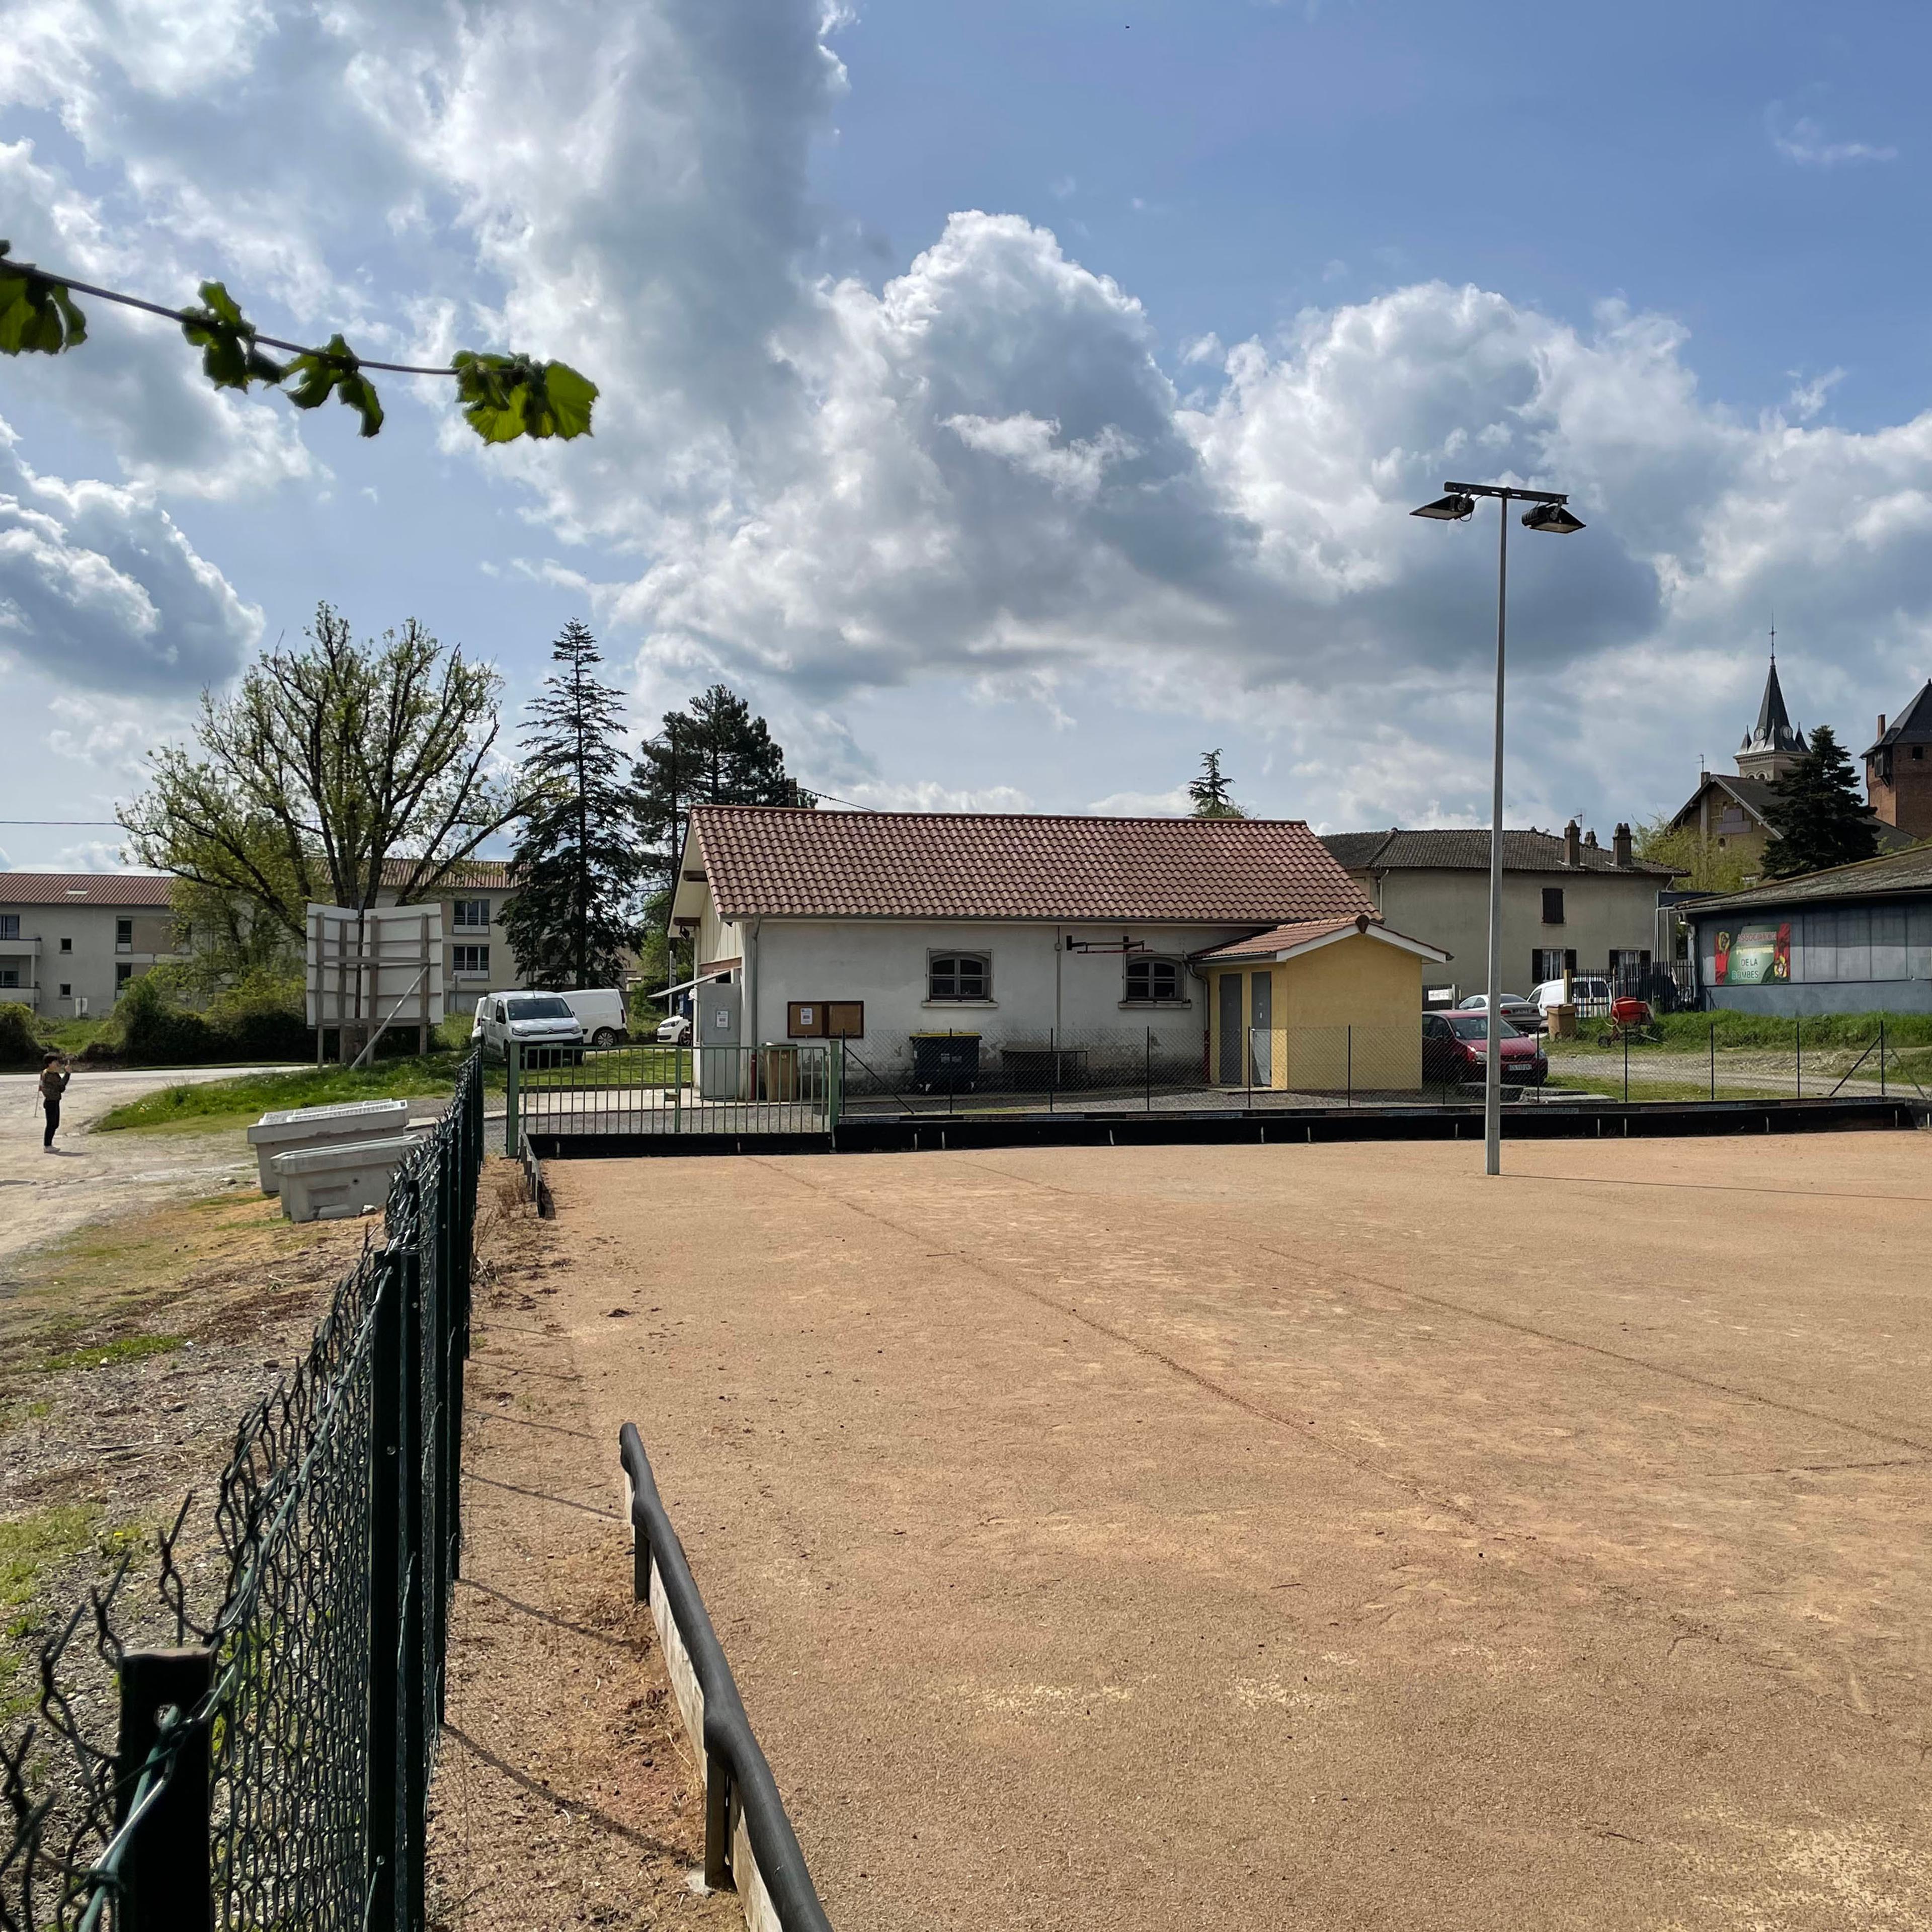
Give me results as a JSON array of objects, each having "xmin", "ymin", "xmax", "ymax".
[
  {"xmin": 93, "ymin": 1051, "xmax": 498, "ymax": 1134},
  {"xmin": 0, "ymin": 1504, "xmax": 144, "ymax": 1717},
  {"xmin": 1545, "ymin": 1073, "xmax": 1791, "ymax": 1104},
  {"xmin": 39, "ymin": 1333, "xmax": 185, "ymax": 1374},
  {"xmin": 1563, "ymin": 1009, "xmax": 1932, "ymax": 1056}
]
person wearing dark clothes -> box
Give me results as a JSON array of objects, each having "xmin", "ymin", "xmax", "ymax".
[{"xmin": 39, "ymin": 1054, "xmax": 70, "ymax": 1150}]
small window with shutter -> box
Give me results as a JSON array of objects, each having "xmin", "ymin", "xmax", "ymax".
[{"xmin": 1541, "ymin": 888, "xmax": 1565, "ymax": 926}]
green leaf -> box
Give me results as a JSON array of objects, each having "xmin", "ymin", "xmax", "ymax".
[
  {"xmin": 453, "ymin": 350, "xmax": 598, "ymax": 444},
  {"xmin": 0, "ymin": 242, "xmax": 87, "ymax": 356},
  {"xmin": 179, "ymin": 280, "xmax": 287, "ymax": 391},
  {"xmin": 282, "ymin": 334, "xmax": 383, "ymax": 436}
]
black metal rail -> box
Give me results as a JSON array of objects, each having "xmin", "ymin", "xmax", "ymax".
[{"xmin": 618, "ymin": 1423, "xmax": 832, "ymax": 1932}]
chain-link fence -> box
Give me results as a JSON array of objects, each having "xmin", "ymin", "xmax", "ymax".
[{"xmin": 1, "ymin": 1047, "xmax": 484, "ymax": 1931}]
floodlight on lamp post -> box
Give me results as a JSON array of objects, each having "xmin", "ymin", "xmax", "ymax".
[{"xmin": 1409, "ymin": 478, "xmax": 1586, "ymax": 1177}]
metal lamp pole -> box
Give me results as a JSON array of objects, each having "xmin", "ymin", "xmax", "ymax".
[{"xmin": 1411, "ymin": 480, "xmax": 1585, "ymax": 1175}]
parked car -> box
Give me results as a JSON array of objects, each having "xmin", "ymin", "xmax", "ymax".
[
  {"xmin": 556, "ymin": 987, "xmax": 629, "ymax": 1048},
  {"xmin": 478, "ymin": 992, "xmax": 585, "ymax": 1064},
  {"xmin": 1530, "ymin": 976, "xmax": 1612, "ymax": 1017},
  {"xmin": 655, "ymin": 1012, "xmax": 692, "ymax": 1045},
  {"xmin": 1423, "ymin": 1011, "xmax": 1548, "ymax": 1089},
  {"xmin": 1456, "ymin": 991, "xmax": 1545, "ymax": 1032}
]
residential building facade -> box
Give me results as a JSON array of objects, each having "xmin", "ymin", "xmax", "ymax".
[
  {"xmin": 375, "ymin": 858, "xmax": 529, "ymax": 1001},
  {"xmin": 1320, "ymin": 825, "xmax": 1673, "ymax": 998},
  {"xmin": 669, "ymin": 807, "xmax": 1431, "ymax": 1083},
  {"xmin": 0, "ymin": 874, "xmax": 182, "ymax": 1016},
  {"xmin": 1864, "ymin": 680, "xmax": 1932, "ymax": 844}
]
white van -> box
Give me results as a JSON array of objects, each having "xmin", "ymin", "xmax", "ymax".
[
  {"xmin": 557, "ymin": 988, "xmax": 629, "ymax": 1048},
  {"xmin": 477, "ymin": 992, "xmax": 585, "ymax": 1063}
]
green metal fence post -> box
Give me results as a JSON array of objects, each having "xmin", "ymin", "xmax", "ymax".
[
  {"xmin": 1710, "ymin": 1022, "xmax": 1716, "ymax": 1102},
  {"xmin": 1146, "ymin": 1028, "xmax": 1153, "ymax": 1114},
  {"xmin": 115, "ymin": 1647, "xmax": 214, "ymax": 1931},
  {"xmin": 1624, "ymin": 1024, "xmax": 1630, "ymax": 1105},
  {"xmin": 1347, "ymin": 1025, "xmax": 1353, "ymax": 1108},
  {"xmin": 1795, "ymin": 1016, "xmax": 1802, "ymax": 1099},
  {"xmin": 504, "ymin": 1041, "xmax": 519, "ymax": 1158},
  {"xmin": 367, "ymin": 1251, "xmax": 406, "ymax": 1931},
  {"xmin": 1881, "ymin": 1017, "xmax": 1887, "ymax": 1099},
  {"xmin": 398, "ymin": 1242, "xmax": 428, "ymax": 1932}
]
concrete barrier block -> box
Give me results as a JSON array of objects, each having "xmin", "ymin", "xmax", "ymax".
[
  {"xmin": 247, "ymin": 1098, "xmax": 413, "ymax": 1194},
  {"xmin": 271, "ymin": 1134, "xmax": 421, "ymax": 1223}
]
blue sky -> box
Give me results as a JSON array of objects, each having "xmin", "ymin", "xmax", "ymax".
[{"xmin": 3, "ymin": 0, "xmax": 1930, "ymax": 868}]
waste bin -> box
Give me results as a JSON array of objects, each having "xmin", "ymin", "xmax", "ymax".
[
  {"xmin": 1551, "ymin": 1004, "xmax": 1578, "ymax": 1039},
  {"xmin": 910, "ymin": 1032, "xmax": 980, "ymax": 1093},
  {"xmin": 759, "ymin": 1043, "xmax": 800, "ymax": 1100}
]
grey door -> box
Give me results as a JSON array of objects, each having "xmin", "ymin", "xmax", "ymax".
[
  {"xmin": 1218, "ymin": 973, "xmax": 1243, "ymax": 1085},
  {"xmin": 1250, "ymin": 971, "xmax": 1272, "ymax": 1086}
]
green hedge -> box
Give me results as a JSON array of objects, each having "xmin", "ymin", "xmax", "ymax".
[
  {"xmin": 0, "ymin": 1003, "xmax": 37, "ymax": 1069},
  {"xmin": 114, "ymin": 975, "xmax": 311, "ymax": 1066}
]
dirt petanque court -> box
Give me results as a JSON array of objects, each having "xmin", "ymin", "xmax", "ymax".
[{"xmin": 530, "ymin": 1132, "xmax": 1931, "ymax": 1930}]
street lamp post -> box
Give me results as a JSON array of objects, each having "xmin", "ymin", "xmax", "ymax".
[{"xmin": 1411, "ymin": 482, "xmax": 1586, "ymax": 1175}]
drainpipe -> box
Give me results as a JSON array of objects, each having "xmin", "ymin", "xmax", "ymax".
[
  {"xmin": 743, "ymin": 918, "xmax": 761, "ymax": 1049},
  {"xmin": 1054, "ymin": 925, "xmax": 1063, "ymax": 1036}
]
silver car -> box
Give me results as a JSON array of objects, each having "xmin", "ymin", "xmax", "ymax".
[{"xmin": 1457, "ymin": 992, "xmax": 1545, "ymax": 1032}]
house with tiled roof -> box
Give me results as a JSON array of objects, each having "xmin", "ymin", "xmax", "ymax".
[
  {"xmin": 1320, "ymin": 822, "xmax": 1674, "ymax": 1000},
  {"xmin": 667, "ymin": 807, "xmax": 1450, "ymax": 1092}
]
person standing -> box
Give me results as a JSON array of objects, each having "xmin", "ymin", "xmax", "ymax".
[{"xmin": 38, "ymin": 1052, "xmax": 70, "ymax": 1151}]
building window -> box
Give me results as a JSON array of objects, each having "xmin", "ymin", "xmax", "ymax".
[
  {"xmin": 452, "ymin": 943, "xmax": 490, "ymax": 977},
  {"xmin": 58, "ymin": 983, "xmax": 72, "ymax": 998},
  {"xmin": 116, "ymin": 963, "xmax": 134, "ymax": 989},
  {"xmin": 0, "ymin": 915, "xmax": 17, "ymax": 939},
  {"xmin": 1915, "ymin": 745, "xmax": 1925, "ymax": 761},
  {"xmin": 59, "ymin": 936, "xmax": 72, "ymax": 953},
  {"xmin": 927, "ymin": 951, "xmax": 991, "ymax": 1001},
  {"xmin": 115, "ymin": 917, "xmax": 133, "ymax": 951},
  {"xmin": 452, "ymin": 898, "xmax": 492, "ymax": 929},
  {"xmin": 1123, "ymin": 957, "xmax": 1183, "ymax": 1003},
  {"xmin": 0, "ymin": 969, "xmax": 18, "ymax": 989},
  {"xmin": 1541, "ymin": 888, "xmax": 1565, "ymax": 926}
]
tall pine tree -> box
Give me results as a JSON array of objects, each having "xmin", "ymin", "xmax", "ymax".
[
  {"xmin": 1188, "ymin": 749, "xmax": 1246, "ymax": 819},
  {"xmin": 1760, "ymin": 725, "xmax": 1881, "ymax": 878},
  {"xmin": 631, "ymin": 684, "xmax": 813, "ymax": 982},
  {"xmin": 502, "ymin": 621, "xmax": 646, "ymax": 988}
]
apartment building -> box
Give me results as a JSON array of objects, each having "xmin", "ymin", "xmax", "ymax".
[{"xmin": 0, "ymin": 873, "xmax": 183, "ymax": 1016}]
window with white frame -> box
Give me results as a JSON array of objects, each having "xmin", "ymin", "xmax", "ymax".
[
  {"xmin": 452, "ymin": 943, "xmax": 490, "ymax": 976},
  {"xmin": 0, "ymin": 914, "xmax": 19, "ymax": 939},
  {"xmin": 1123, "ymin": 956, "xmax": 1183, "ymax": 1003},
  {"xmin": 927, "ymin": 951, "xmax": 991, "ymax": 1001},
  {"xmin": 452, "ymin": 898, "xmax": 492, "ymax": 929}
]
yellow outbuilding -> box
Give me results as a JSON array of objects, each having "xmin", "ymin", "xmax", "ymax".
[{"xmin": 1199, "ymin": 912, "xmax": 1452, "ymax": 1096}]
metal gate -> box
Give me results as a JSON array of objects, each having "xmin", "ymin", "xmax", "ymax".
[{"xmin": 505, "ymin": 1039, "xmax": 839, "ymax": 1147}]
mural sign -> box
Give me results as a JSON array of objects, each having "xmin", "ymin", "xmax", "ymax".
[{"xmin": 1713, "ymin": 922, "xmax": 1791, "ymax": 985}]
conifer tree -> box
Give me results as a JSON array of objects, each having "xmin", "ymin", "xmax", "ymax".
[
  {"xmin": 502, "ymin": 622, "xmax": 645, "ymax": 988},
  {"xmin": 631, "ymin": 684, "xmax": 813, "ymax": 981},
  {"xmin": 1188, "ymin": 748, "xmax": 1246, "ymax": 819},
  {"xmin": 1760, "ymin": 725, "xmax": 1881, "ymax": 878}
]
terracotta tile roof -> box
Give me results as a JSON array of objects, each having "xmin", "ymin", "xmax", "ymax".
[
  {"xmin": 380, "ymin": 857, "xmax": 514, "ymax": 890},
  {"xmin": 1197, "ymin": 913, "xmax": 1452, "ymax": 964},
  {"xmin": 690, "ymin": 807, "xmax": 1373, "ymax": 924},
  {"xmin": 1321, "ymin": 828, "xmax": 1675, "ymax": 877},
  {"xmin": 0, "ymin": 871, "xmax": 175, "ymax": 907}
]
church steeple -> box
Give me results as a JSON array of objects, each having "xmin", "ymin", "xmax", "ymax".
[{"xmin": 1736, "ymin": 635, "xmax": 1807, "ymax": 781}]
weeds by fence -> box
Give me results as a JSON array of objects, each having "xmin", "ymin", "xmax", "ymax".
[{"xmin": 0, "ymin": 1049, "xmax": 485, "ymax": 1931}]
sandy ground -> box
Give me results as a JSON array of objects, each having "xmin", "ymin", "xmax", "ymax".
[
  {"xmin": 520, "ymin": 1132, "xmax": 1931, "ymax": 1931},
  {"xmin": 0, "ymin": 1067, "xmax": 287, "ymax": 1268},
  {"xmin": 428, "ymin": 1166, "xmax": 741, "ymax": 1931}
]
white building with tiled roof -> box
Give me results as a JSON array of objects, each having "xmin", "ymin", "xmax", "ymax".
[
  {"xmin": 667, "ymin": 807, "xmax": 1448, "ymax": 1086},
  {"xmin": 0, "ymin": 858, "xmax": 532, "ymax": 1021},
  {"xmin": 0, "ymin": 873, "xmax": 182, "ymax": 1016}
]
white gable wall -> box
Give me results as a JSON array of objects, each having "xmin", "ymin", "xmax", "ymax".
[{"xmin": 746, "ymin": 919, "xmax": 1261, "ymax": 1061}]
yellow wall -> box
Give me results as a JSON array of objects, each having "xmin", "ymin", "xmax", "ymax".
[{"xmin": 1206, "ymin": 935, "xmax": 1426, "ymax": 1093}]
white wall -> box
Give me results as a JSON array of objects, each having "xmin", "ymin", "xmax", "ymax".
[
  {"xmin": 0, "ymin": 899, "xmax": 178, "ymax": 1016},
  {"xmin": 746, "ymin": 920, "xmax": 1256, "ymax": 1061}
]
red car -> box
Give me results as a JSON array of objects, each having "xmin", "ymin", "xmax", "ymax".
[{"xmin": 1422, "ymin": 1011, "xmax": 1548, "ymax": 1088}]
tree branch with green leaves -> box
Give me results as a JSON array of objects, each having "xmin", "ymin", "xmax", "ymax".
[{"xmin": 0, "ymin": 242, "xmax": 597, "ymax": 445}]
